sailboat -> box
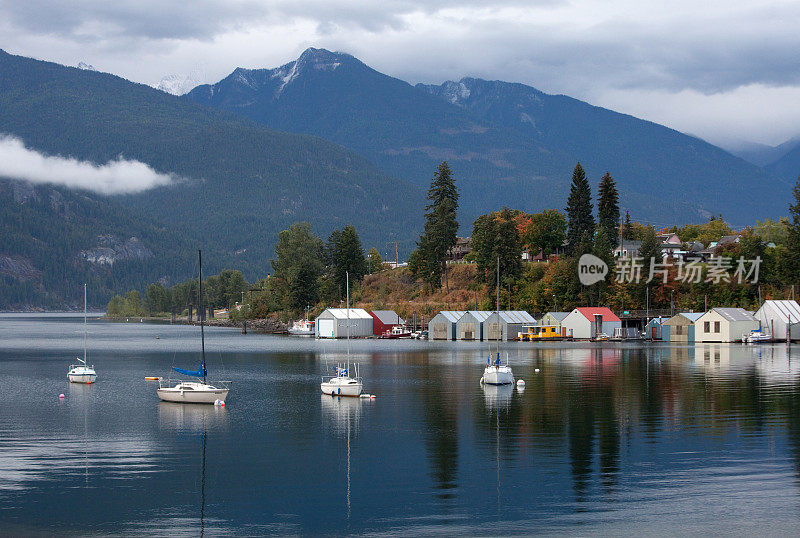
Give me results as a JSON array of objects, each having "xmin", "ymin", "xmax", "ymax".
[
  {"xmin": 481, "ymin": 258, "xmax": 514, "ymax": 385},
  {"xmin": 68, "ymin": 284, "xmax": 97, "ymax": 384},
  {"xmin": 157, "ymin": 250, "xmax": 231, "ymax": 404},
  {"xmin": 321, "ymin": 271, "xmax": 364, "ymax": 397}
]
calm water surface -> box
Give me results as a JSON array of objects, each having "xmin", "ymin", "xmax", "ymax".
[{"xmin": 2, "ymin": 313, "xmax": 800, "ymax": 535}]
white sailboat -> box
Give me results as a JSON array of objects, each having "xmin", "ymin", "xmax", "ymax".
[
  {"xmin": 321, "ymin": 271, "xmax": 364, "ymax": 397},
  {"xmin": 481, "ymin": 258, "xmax": 514, "ymax": 386},
  {"xmin": 68, "ymin": 284, "xmax": 97, "ymax": 384},
  {"xmin": 157, "ymin": 250, "xmax": 231, "ymax": 404}
]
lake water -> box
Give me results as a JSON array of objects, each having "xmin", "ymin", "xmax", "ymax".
[{"xmin": 2, "ymin": 313, "xmax": 800, "ymax": 535}]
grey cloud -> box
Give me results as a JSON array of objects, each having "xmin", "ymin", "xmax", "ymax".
[{"xmin": 0, "ymin": 0, "xmax": 270, "ymax": 40}]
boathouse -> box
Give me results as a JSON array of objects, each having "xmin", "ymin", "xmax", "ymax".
[
  {"xmin": 663, "ymin": 312, "xmax": 703, "ymax": 343},
  {"xmin": 754, "ymin": 300, "xmax": 800, "ymax": 341},
  {"xmin": 428, "ymin": 311, "xmax": 466, "ymax": 340},
  {"xmin": 315, "ymin": 308, "xmax": 373, "ymax": 338},
  {"xmin": 370, "ymin": 310, "xmax": 405, "ymax": 336},
  {"xmin": 456, "ymin": 311, "xmax": 492, "ymax": 340},
  {"xmin": 561, "ymin": 307, "xmax": 622, "ymax": 339},
  {"xmin": 694, "ymin": 308, "xmax": 758, "ymax": 343},
  {"xmin": 539, "ymin": 312, "xmax": 570, "ymax": 329},
  {"xmin": 644, "ymin": 317, "xmax": 670, "ymax": 340},
  {"xmin": 483, "ymin": 311, "xmax": 537, "ymax": 341}
]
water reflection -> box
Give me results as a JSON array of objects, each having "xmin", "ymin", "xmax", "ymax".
[
  {"xmin": 320, "ymin": 395, "xmax": 368, "ymax": 522},
  {"xmin": 4, "ymin": 316, "xmax": 800, "ymax": 534}
]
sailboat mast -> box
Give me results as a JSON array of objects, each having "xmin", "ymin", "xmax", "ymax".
[
  {"xmin": 496, "ymin": 257, "xmax": 500, "ymax": 352},
  {"xmin": 346, "ymin": 271, "xmax": 350, "ymax": 373},
  {"xmin": 198, "ymin": 249, "xmax": 206, "ymax": 384},
  {"xmin": 83, "ymin": 283, "xmax": 87, "ymax": 364}
]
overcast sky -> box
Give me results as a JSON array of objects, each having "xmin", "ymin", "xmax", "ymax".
[{"xmin": 2, "ymin": 0, "xmax": 798, "ymax": 147}]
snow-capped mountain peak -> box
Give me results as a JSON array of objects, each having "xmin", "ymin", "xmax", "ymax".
[{"xmin": 155, "ymin": 72, "xmax": 204, "ymax": 96}]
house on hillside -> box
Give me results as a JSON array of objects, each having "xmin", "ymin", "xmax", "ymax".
[
  {"xmin": 718, "ymin": 235, "xmax": 740, "ymax": 248},
  {"xmin": 448, "ymin": 237, "xmax": 472, "ymax": 262},
  {"xmin": 456, "ymin": 311, "xmax": 492, "ymax": 340},
  {"xmin": 370, "ymin": 310, "xmax": 405, "ymax": 336},
  {"xmin": 613, "ymin": 240, "xmax": 642, "ymax": 258},
  {"xmin": 754, "ymin": 300, "xmax": 800, "ymax": 341},
  {"xmin": 315, "ymin": 308, "xmax": 373, "ymax": 338},
  {"xmin": 483, "ymin": 311, "xmax": 537, "ymax": 341},
  {"xmin": 659, "ymin": 234, "xmax": 684, "ymax": 259},
  {"xmin": 561, "ymin": 307, "xmax": 622, "ymax": 339},
  {"xmin": 663, "ymin": 312, "xmax": 703, "ymax": 343},
  {"xmin": 428, "ymin": 311, "xmax": 466, "ymax": 340},
  {"xmin": 694, "ymin": 308, "xmax": 758, "ymax": 343}
]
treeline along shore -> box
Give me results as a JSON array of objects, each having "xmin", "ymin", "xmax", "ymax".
[{"xmin": 106, "ymin": 162, "xmax": 800, "ymax": 325}]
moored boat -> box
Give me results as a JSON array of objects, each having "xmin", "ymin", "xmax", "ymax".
[
  {"xmin": 157, "ymin": 250, "xmax": 231, "ymax": 404},
  {"xmin": 68, "ymin": 284, "xmax": 97, "ymax": 384},
  {"xmin": 289, "ymin": 318, "xmax": 315, "ymax": 336},
  {"xmin": 321, "ymin": 365, "xmax": 363, "ymax": 397}
]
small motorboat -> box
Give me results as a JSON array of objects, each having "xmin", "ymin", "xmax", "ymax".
[
  {"xmin": 289, "ymin": 318, "xmax": 315, "ymax": 336},
  {"xmin": 481, "ymin": 352, "xmax": 514, "ymax": 385},
  {"xmin": 321, "ymin": 364, "xmax": 363, "ymax": 397},
  {"xmin": 381, "ymin": 326, "xmax": 413, "ymax": 339},
  {"xmin": 744, "ymin": 329, "xmax": 772, "ymax": 343}
]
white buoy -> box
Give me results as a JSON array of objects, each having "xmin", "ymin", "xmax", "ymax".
[
  {"xmin": 214, "ymin": 399, "xmax": 224, "ymax": 406},
  {"xmin": 535, "ymin": 368, "xmax": 540, "ymax": 373},
  {"xmin": 58, "ymin": 393, "xmax": 65, "ymax": 399},
  {"xmin": 517, "ymin": 379, "xmax": 525, "ymax": 386}
]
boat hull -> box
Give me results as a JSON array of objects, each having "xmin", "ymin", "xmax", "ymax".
[
  {"xmin": 321, "ymin": 379, "xmax": 363, "ymax": 397},
  {"xmin": 482, "ymin": 366, "xmax": 514, "ymax": 385},
  {"xmin": 157, "ymin": 382, "xmax": 229, "ymax": 404},
  {"xmin": 68, "ymin": 366, "xmax": 97, "ymax": 384}
]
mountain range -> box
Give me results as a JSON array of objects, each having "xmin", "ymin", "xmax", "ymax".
[
  {"xmin": 0, "ymin": 47, "xmax": 797, "ymax": 308},
  {"xmin": 187, "ymin": 48, "xmax": 791, "ymax": 228},
  {"xmin": 0, "ymin": 49, "xmax": 422, "ymax": 308}
]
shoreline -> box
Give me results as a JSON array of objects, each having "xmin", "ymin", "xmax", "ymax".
[{"xmin": 103, "ymin": 315, "xmax": 289, "ymax": 334}]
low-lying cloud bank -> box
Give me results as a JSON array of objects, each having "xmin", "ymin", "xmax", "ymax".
[{"xmin": 0, "ymin": 135, "xmax": 176, "ymax": 194}]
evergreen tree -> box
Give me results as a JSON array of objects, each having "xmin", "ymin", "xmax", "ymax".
[
  {"xmin": 565, "ymin": 163, "xmax": 595, "ymax": 255},
  {"xmin": 786, "ymin": 176, "xmax": 800, "ymax": 281},
  {"xmin": 412, "ymin": 161, "xmax": 459, "ymax": 290},
  {"xmin": 145, "ymin": 282, "xmax": 170, "ymax": 314},
  {"xmin": 271, "ymin": 222, "xmax": 324, "ymax": 309},
  {"xmin": 471, "ymin": 208, "xmax": 522, "ymax": 289},
  {"xmin": 367, "ymin": 247, "xmax": 383, "ymax": 273},
  {"xmin": 335, "ymin": 225, "xmax": 368, "ymax": 290},
  {"xmin": 622, "ymin": 210, "xmax": 633, "ymax": 240},
  {"xmin": 638, "ymin": 225, "xmax": 662, "ymax": 265},
  {"xmin": 597, "ymin": 172, "xmax": 620, "ymax": 247},
  {"xmin": 519, "ymin": 209, "xmax": 567, "ymax": 257}
]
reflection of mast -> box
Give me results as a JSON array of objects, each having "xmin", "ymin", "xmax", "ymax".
[
  {"xmin": 482, "ymin": 383, "xmax": 512, "ymax": 516},
  {"xmin": 495, "ymin": 391, "xmax": 500, "ymax": 516},
  {"xmin": 320, "ymin": 395, "xmax": 364, "ymax": 521},
  {"xmin": 200, "ymin": 409, "xmax": 207, "ymax": 536},
  {"xmin": 347, "ymin": 410, "xmax": 351, "ymax": 520}
]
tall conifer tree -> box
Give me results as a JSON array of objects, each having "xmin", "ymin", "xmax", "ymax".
[
  {"xmin": 412, "ymin": 161, "xmax": 459, "ymax": 290},
  {"xmin": 786, "ymin": 176, "xmax": 800, "ymax": 280},
  {"xmin": 565, "ymin": 163, "xmax": 595, "ymax": 255},
  {"xmin": 597, "ymin": 171, "xmax": 620, "ymax": 248}
]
